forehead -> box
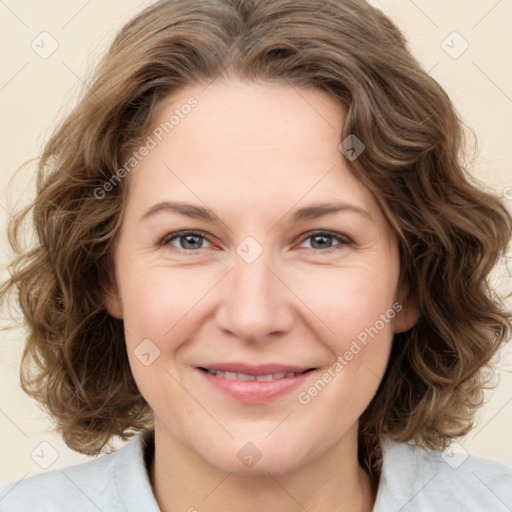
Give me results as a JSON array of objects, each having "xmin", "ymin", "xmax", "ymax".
[
  {"xmin": 123, "ymin": 79, "xmax": 384, "ymax": 229},
  {"xmin": 146, "ymin": 78, "xmax": 345, "ymax": 160}
]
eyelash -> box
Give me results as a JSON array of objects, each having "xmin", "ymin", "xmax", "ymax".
[{"xmin": 158, "ymin": 230, "xmax": 352, "ymax": 255}]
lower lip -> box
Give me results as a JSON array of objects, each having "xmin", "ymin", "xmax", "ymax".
[{"xmin": 197, "ymin": 368, "xmax": 313, "ymax": 404}]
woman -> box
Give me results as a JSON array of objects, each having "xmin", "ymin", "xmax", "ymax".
[{"xmin": 1, "ymin": 0, "xmax": 511, "ymax": 510}]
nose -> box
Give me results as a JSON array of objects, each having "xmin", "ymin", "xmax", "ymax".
[{"xmin": 215, "ymin": 243, "xmax": 295, "ymax": 343}]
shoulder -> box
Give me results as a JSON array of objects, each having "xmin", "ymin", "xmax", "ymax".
[
  {"xmin": 0, "ymin": 430, "xmax": 159, "ymax": 512},
  {"xmin": 0, "ymin": 443, "xmax": 124, "ymax": 512},
  {"xmin": 374, "ymin": 439, "xmax": 512, "ymax": 511}
]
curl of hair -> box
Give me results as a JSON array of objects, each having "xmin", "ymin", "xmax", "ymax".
[{"xmin": 1, "ymin": 0, "xmax": 511, "ymax": 480}]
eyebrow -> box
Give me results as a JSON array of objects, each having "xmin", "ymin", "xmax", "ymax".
[{"xmin": 140, "ymin": 200, "xmax": 374, "ymax": 224}]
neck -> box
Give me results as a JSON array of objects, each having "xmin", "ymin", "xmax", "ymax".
[{"xmin": 148, "ymin": 424, "xmax": 377, "ymax": 512}]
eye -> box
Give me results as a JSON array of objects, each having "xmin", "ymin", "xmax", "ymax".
[
  {"xmin": 159, "ymin": 230, "xmax": 212, "ymax": 251},
  {"xmin": 158, "ymin": 229, "xmax": 352, "ymax": 254},
  {"xmin": 298, "ymin": 230, "xmax": 352, "ymax": 253}
]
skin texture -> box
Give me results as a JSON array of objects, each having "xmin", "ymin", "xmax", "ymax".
[{"xmin": 104, "ymin": 79, "xmax": 419, "ymax": 512}]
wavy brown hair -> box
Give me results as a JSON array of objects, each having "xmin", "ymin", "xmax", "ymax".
[{"xmin": 1, "ymin": 0, "xmax": 511, "ymax": 481}]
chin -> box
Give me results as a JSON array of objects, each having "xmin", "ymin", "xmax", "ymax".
[{"xmin": 197, "ymin": 434, "xmax": 309, "ymax": 477}]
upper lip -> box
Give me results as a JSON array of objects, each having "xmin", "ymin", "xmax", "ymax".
[{"xmin": 197, "ymin": 362, "xmax": 315, "ymax": 375}]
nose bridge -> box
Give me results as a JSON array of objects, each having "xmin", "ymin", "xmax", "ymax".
[{"xmin": 216, "ymin": 237, "xmax": 293, "ymax": 341}]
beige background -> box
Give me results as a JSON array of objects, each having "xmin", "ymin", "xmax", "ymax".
[{"xmin": 1, "ymin": 0, "xmax": 511, "ymax": 485}]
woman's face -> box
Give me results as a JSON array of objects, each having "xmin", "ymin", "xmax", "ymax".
[{"xmin": 105, "ymin": 79, "xmax": 417, "ymax": 475}]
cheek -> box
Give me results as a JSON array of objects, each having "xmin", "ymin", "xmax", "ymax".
[
  {"xmin": 119, "ymin": 263, "xmax": 211, "ymax": 343},
  {"xmin": 294, "ymin": 262, "xmax": 399, "ymax": 350},
  {"xmin": 295, "ymin": 267, "xmax": 398, "ymax": 416},
  {"xmin": 121, "ymin": 271, "xmax": 190, "ymax": 400}
]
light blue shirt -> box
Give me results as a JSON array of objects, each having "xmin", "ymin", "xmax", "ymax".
[{"xmin": 1, "ymin": 430, "xmax": 511, "ymax": 511}]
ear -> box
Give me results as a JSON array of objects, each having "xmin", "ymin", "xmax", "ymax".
[
  {"xmin": 104, "ymin": 287, "xmax": 123, "ymax": 319},
  {"xmin": 103, "ymin": 270, "xmax": 123, "ymax": 320},
  {"xmin": 393, "ymin": 284, "xmax": 420, "ymax": 334}
]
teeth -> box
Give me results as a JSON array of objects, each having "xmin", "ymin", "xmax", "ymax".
[
  {"xmin": 205, "ymin": 369, "xmax": 300, "ymax": 380},
  {"xmin": 237, "ymin": 373, "xmax": 256, "ymax": 381},
  {"xmin": 256, "ymin": 374, "xmax": 273, "ymax": 381}
]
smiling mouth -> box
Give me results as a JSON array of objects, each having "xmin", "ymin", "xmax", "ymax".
[{"xmin": 198, "ymin": 367, "xmax": 315, "ymax": 381}]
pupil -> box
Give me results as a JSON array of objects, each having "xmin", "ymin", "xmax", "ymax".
[
  {"xmin": 312, "ymin": 235, "xmax": 330, "ymax": 249},
  {"xmin": 183, "ymin": 235, "xmax": 202, "ymax": 249}
]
